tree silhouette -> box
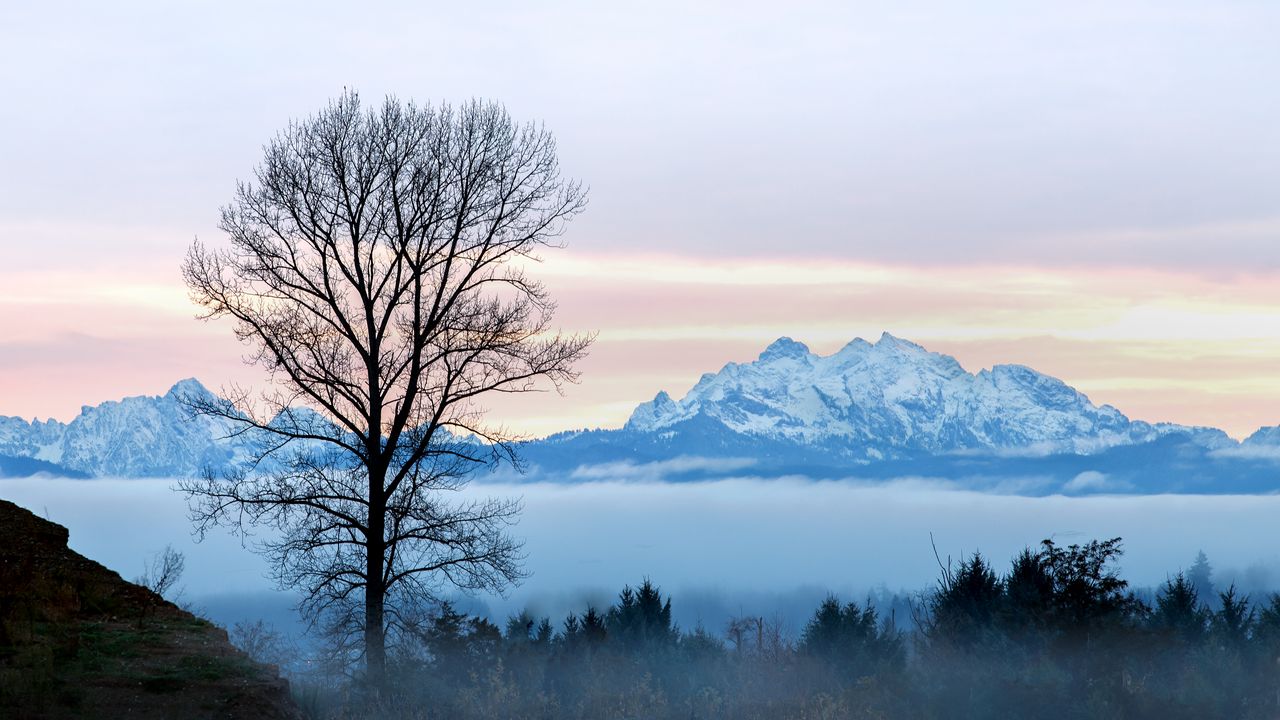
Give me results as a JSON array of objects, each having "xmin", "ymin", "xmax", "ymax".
[
  {"xmin": 929, "ymin": 553, "xmax": 1002, "ymax": 648},
  {"xmin": 1212, "ymin": 584, "xmax": 1253, "ymax": 649},
  {"xmin": 178, "ymin": 91, "xmax": 590, "ymax": 693},
  {"xmin": 1037, "ymin": 537, "xmax": 1133, "ymax": 639},
  {"xmin": 1187, "ymin": 550, "xmax": 1216, "ymax": 608},
  {"xmin": 799, "ymin": 596, "xmax": 902, "ymax": 677},
  {"xmin": 606, "ymin": 579, "xmax": 676, "ymax": 655},
  {"xmin": 1152, "ymin": 573, "xmax": 1208, "ymax": 644},
  {"xmin": 1001, "ymin": 547, "xmax": 1054, "ymax": 640}
]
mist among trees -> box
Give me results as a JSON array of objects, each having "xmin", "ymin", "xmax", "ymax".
[{"xmin": 231, "ymin": 539, "xmax": 1280, "ymax": 719}]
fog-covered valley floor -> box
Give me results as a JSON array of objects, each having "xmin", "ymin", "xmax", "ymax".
[{"xmin": 4, "ymin": 476, "xmax": 1280, "ymax": 637}]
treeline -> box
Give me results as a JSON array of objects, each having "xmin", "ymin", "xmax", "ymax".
[{"xmin": 287, "ymin": 539, "xmax": 1280, "ymax": 719}]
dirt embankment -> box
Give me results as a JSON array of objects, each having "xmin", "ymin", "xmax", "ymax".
[{"xmin": 0, "ymin": 498, "xmax": 303, "ymax": 719}]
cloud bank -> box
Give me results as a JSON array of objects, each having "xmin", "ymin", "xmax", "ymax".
[{"xmin": 5, "ymin": 476, "xmax": 1279, "ymax": 599}]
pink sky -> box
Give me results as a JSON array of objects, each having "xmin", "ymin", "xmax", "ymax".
[
  {"xmin": 2, "ymin": 1, "xmax": 1278, "ymax": 439},
  {"xmin": 2, "ymin": 244, "xmax": 1279, "ymax": 439}
]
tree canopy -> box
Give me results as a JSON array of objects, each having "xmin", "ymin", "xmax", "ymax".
[{"xmin": 180, "ymin": 91, "xmax": 590, "ymax": 691}]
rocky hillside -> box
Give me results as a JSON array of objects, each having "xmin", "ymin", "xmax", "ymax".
[{"xmin": 0, "ymin": 499, "xmax": 302, "ymax": 719}]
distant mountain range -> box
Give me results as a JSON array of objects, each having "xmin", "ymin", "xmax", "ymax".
[
  {"xmin": 0, "ymin": 379, "xmax": 255, "ymax": 478},
  {"xmin": 625, "ymin": 333, "xmax": 1232, "ymax": 456},
  {"xmin": 3, "ymin": 334, "xmax": 1279, "ymax": 494}
]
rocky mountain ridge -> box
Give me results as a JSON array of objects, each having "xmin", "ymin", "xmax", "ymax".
[
  {"xmin": 1, "ymin": 335, "xmax": 1277, "ymax": 484},
  {"xmin": 0, "ymin": 379, "xmax": 254, "ymax": 477},
  {"xmin": 625, "ymin": 333, "xmax": 1236, "ymax": 459}
]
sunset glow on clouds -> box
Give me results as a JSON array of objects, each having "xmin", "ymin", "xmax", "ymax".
[
  {"xmin": 2, "ymin": 1, "xmax": 1278, "ymax": 440},
  {"xmin": 4, "ymin": 242, "xmax": 1280, "ymax": 440},
  {"xmin": 523, "ymin": 252, "xmax": 1280, "ymax": 439}
]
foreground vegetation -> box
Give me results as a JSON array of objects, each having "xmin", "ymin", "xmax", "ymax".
[
  {"xmin": 273, "ymin": 538, "xmax": 1280, "ymax": 720},
  {"xmin": 0, "ymin": 499, "xmax": 300, "ymax": 719}
]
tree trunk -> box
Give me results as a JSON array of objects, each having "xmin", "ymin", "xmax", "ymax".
[
  {"xmin": 365, "ymin": 475, "xmax": 387, "ymax": 695},
  {"xmin": 365, "ymin": 360, "xmax": 387, "ymax": 696}
]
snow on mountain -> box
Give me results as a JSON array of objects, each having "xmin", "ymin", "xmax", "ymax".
[
  {"xmin": 0, "ymin": 336, "xmax": 1262, "ymax": 480},
  {"xmin": 1244, "ymin": 426, "xmax": 1280, "ymax": 446},
  {"xmin": 0, "ymin": 378, "xmax": 432, "ymax": 478},
  {"xmin": 58, "ymin": 379, "xmax": 247, "ymax": 477},
  {"xmin": 624, "ymin": 333, "xmax": 1227, "ymax": 457},
  {"xmin": 0, "ymin": 379, "xmax": 259, "ymax": 478},
  {"xmin": 0, "ymin": 415, "xmax": 63, "ymax": 461}
]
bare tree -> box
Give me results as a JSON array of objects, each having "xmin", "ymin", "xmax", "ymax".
[
  {"xmin": 135, "ymin": 544, "xmax": 186, "ymax": 600},
  {"xmin": 178, "ymin": 91, "xmax": 590, "ymax": 693},
  {"xmin": 230, "ymin": 619, "xmax": 297, "ymax": 670}
]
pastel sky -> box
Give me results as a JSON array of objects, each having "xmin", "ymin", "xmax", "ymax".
[{"xmin": 1, "ymin": 1, "xmax": 1278, "ymax": 438}]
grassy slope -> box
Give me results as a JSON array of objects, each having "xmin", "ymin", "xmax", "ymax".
[{"xmin": 0, "ymin": 498, "xmax": 301, "ymax": 719}]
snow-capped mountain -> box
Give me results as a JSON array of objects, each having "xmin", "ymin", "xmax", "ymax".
[
  {"xmin": 0, "ymin": 335, "xmax": 1267, "ymax": 490},
  {"xmin": 1243, "ymin": 425, "xmax": 1280, "ymax": 446},
  {"xmin": 624, "ymin": 333, "xmax": 1230, "ymax": 459},
  {"xmin": 0, "ymin": 415, "xmax": 63, "ymax": 460},
  {"xmin": 0, "ymin": 379, "xmax": 256, "ymax": 478}
]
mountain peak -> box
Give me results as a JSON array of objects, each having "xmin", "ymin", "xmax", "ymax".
[
  {"xmin": 622, "ymin": 333, "xmax": 1169, "ymax": 455},
  {"xmin": 165, "ymin": 378, "xmax": 212, "ymax": 402},
  {"xmin": 759, "ymin": 337, "xmax": 811, "ymax": 361},
  {"xmin": 837, "ymin": 337, "xmax": 873, "ymax": 354},
  {"xmin": 875, "ymin": 331, "xmax": 922, "ymax": 351},
  {"xmin": 624, "ymin": 390, "xmax": 679, "ymax": 431},
  {"xmin": 1244, "ymin": 425, "xmax": 1280, "ymax": 446}
]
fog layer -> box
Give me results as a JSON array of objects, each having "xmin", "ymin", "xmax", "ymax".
[{"xmin": 4, "ymin": 477, "xmax": 1278, "ymax": 631}]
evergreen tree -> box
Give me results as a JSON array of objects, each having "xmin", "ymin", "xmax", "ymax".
[
  {"xmin": 535, "ymin": 618, "xmax": 555, "ymax": 646},
  {"xmin": 929, "ymin": 553, "xmax": 1002, "ymax": 648},
  {"xmin": 606, "ymin": 579, "xmax": 676, "ymax": 654},
  {"xmin": 799, "ymin": 596, "xmax": 902, "ymax": 676},
  {"xmin": 1212, "ymin": 584, "xmax": 1253, "ymax": 649},
  {"xmin": 1152, "ymin": 573, "xmax": 1208, "ymax": 644},
  {"xmin": 1252, "ymin": 594, "xmax": 1280, "ymax": 658},
  {"xmin": 581, "ymin": 606, "xmax": 609, "ymax": 645},
  {"xmin": 419, "ymin": 602, "xmax": 503, "ymax": 687},
  {"xmin": 504, "ymin": 611, "xmax": 537, "ymax": 643},
  {"xmin": 1187, "ymin": 550, "xmax": 1216, "ymax": 609},
  {"xmin": 1002, "ymin": 547, "xmax": 1055, "ymax": 639}
]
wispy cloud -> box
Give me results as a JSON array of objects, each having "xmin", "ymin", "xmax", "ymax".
[
  {"xmin": 493, "ymin": 252, "xmax": 1280, "ymax": 439},
  {"xmin": 4, "ymin": 250, "xmax": 1280, "ymax": 439},
  {"xmin": 1209, "ymin": 446, "xmax": 1280, "ymax": 463},
  {"xmin": 567, "ymin": 456, "xmax": 758, "ymax": 482},
  {"xmin": 1062, "ymin": 471, "xmax": 1133, "ymax": 494},
  {"xmin": 2, "ymin": 0, "xmax": 1280, "ymax": 441}
]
